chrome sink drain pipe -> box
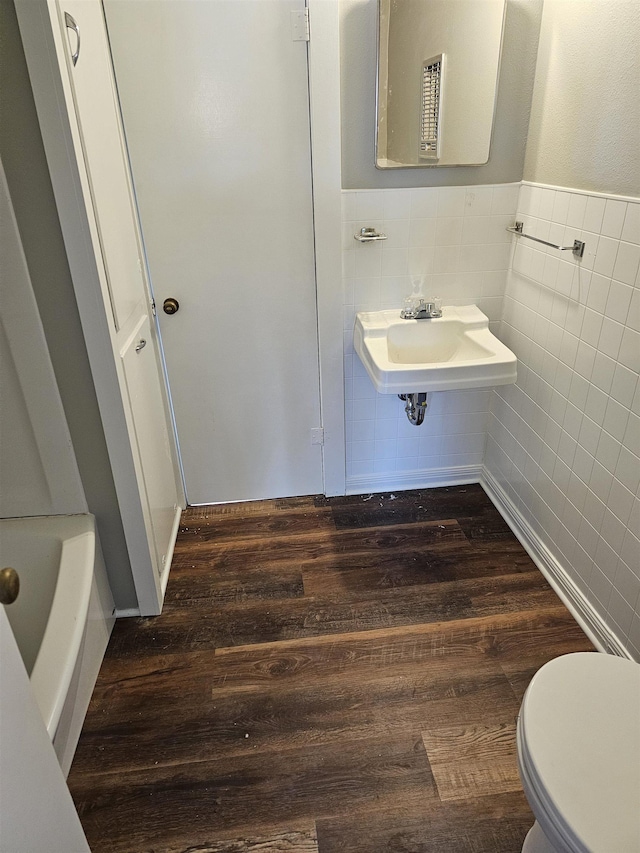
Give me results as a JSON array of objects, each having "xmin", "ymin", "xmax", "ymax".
[{"xmin": 398, "ymin": 393, "xmax": 429, "ymax": 426}]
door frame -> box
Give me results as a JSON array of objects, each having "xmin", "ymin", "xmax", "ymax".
[{"xmin": 307, "ymin": 0, "xmax": 346, "ymax": 497}]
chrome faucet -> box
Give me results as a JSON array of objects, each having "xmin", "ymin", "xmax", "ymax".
[{"xmin": 400, "ymin": 298, "xmax": 442, "ymax": 320}]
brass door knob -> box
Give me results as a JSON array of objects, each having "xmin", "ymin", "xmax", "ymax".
[
  {"xmin": 0, "ymin": 567, "xmax": 20, "ymax": 605},
  {"xmin": 163, "ymin": 297, "xmax": 180, "ymax": 315}
]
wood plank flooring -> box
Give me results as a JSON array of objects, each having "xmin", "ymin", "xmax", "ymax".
[{"xmin": 68, "ymin": 484, "xmax": 594, "ymax": 853}]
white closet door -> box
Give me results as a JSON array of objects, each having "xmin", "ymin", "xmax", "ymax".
[
  {"xmin": 54, "ymin": 0, "xmax": 181, "ymax": 597},
  {"xmin": 104, "ymin": 0, "xmax": 324, "ymax": 504}
]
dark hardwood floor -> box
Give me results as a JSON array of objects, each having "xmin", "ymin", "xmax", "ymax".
[{"xmin": 68, "ymin": 484, "xmax": 594, "ymax": 853}]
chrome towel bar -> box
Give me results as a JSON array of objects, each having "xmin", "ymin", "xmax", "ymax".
[{"xmin": 506, "ymin": 221, "xmax": 585, "ymax": 258}]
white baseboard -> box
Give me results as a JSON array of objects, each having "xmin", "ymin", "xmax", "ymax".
[
  {"xmin": 481, "ymin": 467, "xmax": 632, "ymax": 659},
  {"xmin": 346, "ymin": 464, "xmax": 482, "ymax": 496}
]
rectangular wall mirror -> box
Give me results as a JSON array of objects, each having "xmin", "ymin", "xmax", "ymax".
[{"xmin": 376, "ymin": 0, "xmax": 507, "ymax": 168}]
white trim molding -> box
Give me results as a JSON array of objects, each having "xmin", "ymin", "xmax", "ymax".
[
  {"xmin": 482, "ymin": 467, "xmax": 633, "ymax": 659},
  {"xmin": 308, "ymin": 0, "xmax": 347, "ymax": 497},
  {"xmin": 347, "ymin": 464, "xmax": 482, "ymax": 496}
]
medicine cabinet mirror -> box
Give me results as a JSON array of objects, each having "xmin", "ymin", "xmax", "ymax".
[{"xmin": 376, "ymin": 0, "xmax": 507, "ymax": 168}]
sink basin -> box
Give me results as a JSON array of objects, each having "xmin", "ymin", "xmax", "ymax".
[{"xmin": 353, "ymin": 305, "xmax": 517, "ymax": 394}]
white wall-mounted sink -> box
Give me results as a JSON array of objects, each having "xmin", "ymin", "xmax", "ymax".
[{"xmin": 353, "ymin": 305, "xmax": 517, "ymax": 394}]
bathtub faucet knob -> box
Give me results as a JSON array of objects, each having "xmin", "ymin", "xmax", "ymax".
[{"xmin": 0, "ymin": 567, "xmax": 20, "ymax": 604}]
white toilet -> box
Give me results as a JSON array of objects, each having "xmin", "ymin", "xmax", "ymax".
[{"xmin": 517, "ymin": 652, "xmax": 640, "ymax": 852}]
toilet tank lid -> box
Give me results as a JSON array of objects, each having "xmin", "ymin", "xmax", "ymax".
[{"xmin": 520, "ymin": 652, "xmax": 640, "ymax": 852}]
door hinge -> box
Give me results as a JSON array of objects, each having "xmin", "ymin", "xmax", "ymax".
[
  {"xmin": 151, "ymin": 299, "xmax": 157, "ymax": 317},
  {"xmin": 311, "ymin": 427, "xmax": 324, "ymax": 446},
  {"xmin": 291, "ymin": 7, "xmax": 310, "ymax": 42}
]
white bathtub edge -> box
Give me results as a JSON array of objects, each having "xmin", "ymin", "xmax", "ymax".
[
  {"xmin": 53, "ymin": 534, "xmax": 115, "ymax": 776},
  {"xmin": 30, "ymin": 523, "xmax": 95, "ymax": 737}
]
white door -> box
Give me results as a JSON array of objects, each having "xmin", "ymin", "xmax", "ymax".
[
  {"xmin": 57, "ymin": 0, "xmax": 149, "ymax": 333},
  {"xmin": 19, "ymin": 0, "xmax": 184, "ymax": 611},
  {"xmin": 58, "ymin": 0, "xmax": 181, "ymax": 597},
  {"xmin": 0, "ymin": 609, "xmax": 90, "ymax": 852},
  {"xmin": 103, "ymin": 0, "xmax": 324, "ymax": 505}
]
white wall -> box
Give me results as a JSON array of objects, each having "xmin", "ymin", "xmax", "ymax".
[
  {"xmin": 486, "ymin": 183, "xmax": 640, "ymax": 657},
  {"xmin": 484, "ymin": 0, "xmax": 640, "ymax": 658},
  {"xmin": 342, "ymin": 183, "xmax": 518, "ymax": 492},
  {"xmin": 0, "ymin": 158, "xmax": 86, "ymax": 519},
  {"xmin": 524, "ymin": 0, "xmax": 640, "ymax": 197}
]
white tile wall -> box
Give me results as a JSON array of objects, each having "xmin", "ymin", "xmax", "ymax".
[
  {"xmin": 486, "ymin": 183, "xmax": 640, "ymax": 658},
  {"xmin": 342, "ymin": 184, "xmax": 519, "ymax": 490}
]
